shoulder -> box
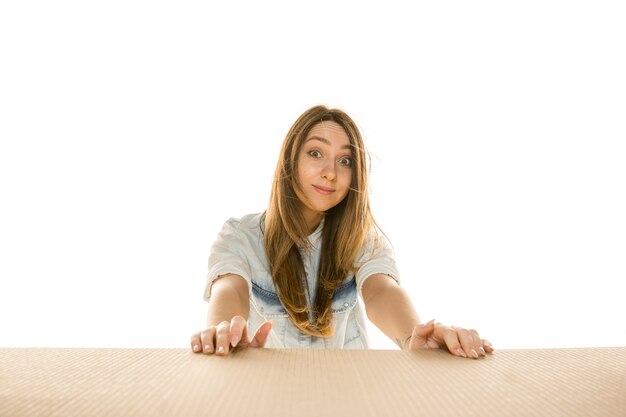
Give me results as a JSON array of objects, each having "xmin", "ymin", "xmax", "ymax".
[
  {"xmin": 209, "ymin": 212, "xmax": 267, "ymax": 268},
  {"xmin": 355, "ymin": 227, "xmax": 395, "ymax": 264},
  {"xmin": 354, "ymin": 226, "xmax": 400, "ymax": 290},
  {"xmin": 216, "ymin": 212, "xmax": 264, "ymax": 243},
  {"xmin": 227, "ymin": 212, "xmax": 263, "ymax": 233},
  {"xmin": 239, "ymin": 212, "xmax": 264, "ymax": 228},
  {"xmin": 364, "ymin": 226, "xmax": 393, "ymax": 252}
]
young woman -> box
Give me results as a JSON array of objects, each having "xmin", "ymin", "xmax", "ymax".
[{"xmin": 190, "ymin": 105, "xmax": 493, "ymax": 358}]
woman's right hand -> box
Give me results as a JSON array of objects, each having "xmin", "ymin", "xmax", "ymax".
[{"xmin": 190, "ymin": 315, "xmax": 273, "ymax": 355}]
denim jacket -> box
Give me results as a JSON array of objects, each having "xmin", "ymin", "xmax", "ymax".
[{"xmin": 204, "ymin": 213, "xmax": 399, "ymax": 349}]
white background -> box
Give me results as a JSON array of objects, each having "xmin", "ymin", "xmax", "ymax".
[{"xmin": 1, "ymin": 1, "xmax": 625, "ymax": 350}]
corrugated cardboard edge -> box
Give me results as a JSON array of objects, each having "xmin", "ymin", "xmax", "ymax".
[{"xmin": 1, "ymin": 347, "xmax": 625, "ymax": 417}]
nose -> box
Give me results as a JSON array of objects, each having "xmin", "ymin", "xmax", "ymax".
[{"xmin": 321, "ymin": 160, "xmax": 336, "ymax": 181}]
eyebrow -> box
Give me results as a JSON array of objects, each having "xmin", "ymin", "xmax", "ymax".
[{"xmin": 306, "ymin": 136, "xmax": 353, "ymax": 150}]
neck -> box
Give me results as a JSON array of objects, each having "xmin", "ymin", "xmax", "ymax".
[{"xmin": 303, "ymin": 211, "xmax": 323, "ymax": 234}]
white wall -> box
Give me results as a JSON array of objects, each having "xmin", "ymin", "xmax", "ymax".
[{"xmin": 1, "ymin": 1, "xmax": 624, "ymax": 350}]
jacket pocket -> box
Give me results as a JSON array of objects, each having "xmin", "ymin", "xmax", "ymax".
[
  {"xmin": 250, "ymin": 280, "xmax": 289, "ymax": 319},
  {"xmin": 331, "ymin": 276, "xmax": 357, "ymax": 314}
]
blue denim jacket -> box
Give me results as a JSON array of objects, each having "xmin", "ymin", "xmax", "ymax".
[{"xmin": 204, "ymin": 213, "xmax": 399, "ymax": 349}]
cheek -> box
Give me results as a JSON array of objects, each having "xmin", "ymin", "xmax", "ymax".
[
  {"xmin": 339, "ymin": 170, "xmax": 353, "ymax": 188},
  {"xmin": 297, "ymin": 164, "xmax": 315, "ymax": 183},
  {"xmin": 295, "ymin": 163, "xmax": 305, "ymax": 183},
  {"xmin": 335, "ymin": 173, "xmax": 352, "ymax": 199}
]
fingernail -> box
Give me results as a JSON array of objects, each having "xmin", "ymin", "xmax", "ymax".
[
  {"xmin": 217, "ymin": 346, "xmax": 224, "ymax": 354},
  {"xmin": 471, "ymin": 349, "xmax": 479, "ymax": 359},
  {"xmin": 422, "ymin": 319, "xmax": 436, "ymax": 327},
  {"xmin": 204, "ymin": 345, "xmax": 211, "ymax": 353},
  {"xmin": 193, "ymin": 345, "xmax": 200, "ymax": 352},
  {"xmin": 479, "ymin": 347, "xmax": 486, "ymax": 355},
  {"xmin": 456, "ymin": 348, "xmax": 467, "ymax": 358},
  {"xmin": 230, "ymin": 335, "xmax": 240, "ymax": 348}
]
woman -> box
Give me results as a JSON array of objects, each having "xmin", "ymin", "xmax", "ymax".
[{"xmin": 191, "ymin": 105, "xmax": 493, "ymax": 358}]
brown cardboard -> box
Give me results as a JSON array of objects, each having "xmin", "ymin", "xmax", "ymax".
[{"xmin": 1, "ymin": 347, "xmax": 625, "ymax": 417}]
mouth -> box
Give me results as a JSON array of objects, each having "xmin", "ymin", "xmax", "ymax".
[{"xmin": 312, "ymin": 185, "xmax": 335, "ymax": 195}]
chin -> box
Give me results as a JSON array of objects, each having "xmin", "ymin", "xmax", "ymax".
[{"xmin": 316, "ymin": 201, "xmax": 340, "ymax": 212}]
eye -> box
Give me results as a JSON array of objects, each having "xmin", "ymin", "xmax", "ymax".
[
  {"xmin": 308, "ymin": 150, "xmax": 322, "ymax": 158},
  {"xmin": 339, "ymin": 156, "xmax": 353, "ymax": 167}
]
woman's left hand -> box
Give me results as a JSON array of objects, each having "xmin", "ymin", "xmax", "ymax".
[{"xmin": 405, "ymin": 319, "xmax": 494, "ymax": 359}]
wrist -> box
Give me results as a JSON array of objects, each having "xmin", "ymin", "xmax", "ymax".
[{"xmin": 396, "ymin": 335, "xmax": 412, "ymax": 350}]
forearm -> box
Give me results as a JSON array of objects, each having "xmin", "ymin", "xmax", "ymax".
[
  {"xmin": 206, "ymin": 274, "xmax": 250, "ymax": 326},
  {"xmin": 363, "ymin": 275, "xmax": 421, "ymax": 349}
]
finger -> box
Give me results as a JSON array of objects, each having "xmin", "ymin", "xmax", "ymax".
[
  {"xmin": 456, "ymin": 328, "xmax": 480, "ymax": 359},
  {"xmin": 229, "ymin": 315, "xmax": 247, "ymax": 348},
  {"xmin": 469, "ymin": 329, "xmax": 486, "ymax": 356},
  {"xmin": 439, "ymin": 326, "xmax": 467, "ymax": 358},
  {"xmin": 200, "ymin": 327, "xmax": 216, "ymax": 354},
  {"xmin": 214, "ymin": 321, "xmax": 231, "ymax": 355},
  {"xmin": 406, "ymin": 325, "xmax": 421, "ymax": 350},
  {"xmin": 407, "ymin": 319, "xmax": 436, "ymax": 350},
  {"xmin": 483, "ymin": 339, "xmax": 495, "ymax": 353},
  {"xmin": 190, "ymin": 332, "xmax": 202, "ymax": 353},
  {"xmin": 249, "ymin": 321, "xmax": 273, "ymax": 348}
]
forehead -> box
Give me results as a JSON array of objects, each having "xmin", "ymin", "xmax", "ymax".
[{"xmin": 306, "ymin": 121, "xmax": 350, "ymax": 145}]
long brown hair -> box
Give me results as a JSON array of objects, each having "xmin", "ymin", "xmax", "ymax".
[{"xmin": 264, "ymin": 105, "xmax": 375, "ymax": 337}]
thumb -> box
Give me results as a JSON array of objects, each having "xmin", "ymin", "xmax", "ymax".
[
  {"xmin": 408, "ymin": 319, "xmax": 436, "ymax": 349},
  {"xmin": 249, "ymin": 321, "xmax": 273, "ymax": 348}
]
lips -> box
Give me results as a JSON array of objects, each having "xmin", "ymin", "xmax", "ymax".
[{"xmin": 312, "ymin": 185, "xmax": 335, "ymax": 195}]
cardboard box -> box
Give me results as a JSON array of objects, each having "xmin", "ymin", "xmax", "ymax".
[{"xmin": 1, "ymin": 347, "xmax": 625, "ymax": 416}]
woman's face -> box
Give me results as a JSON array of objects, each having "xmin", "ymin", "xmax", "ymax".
[{"xmin": 295, "ymin": 121, "xmax": 353, "ymax": 231}]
